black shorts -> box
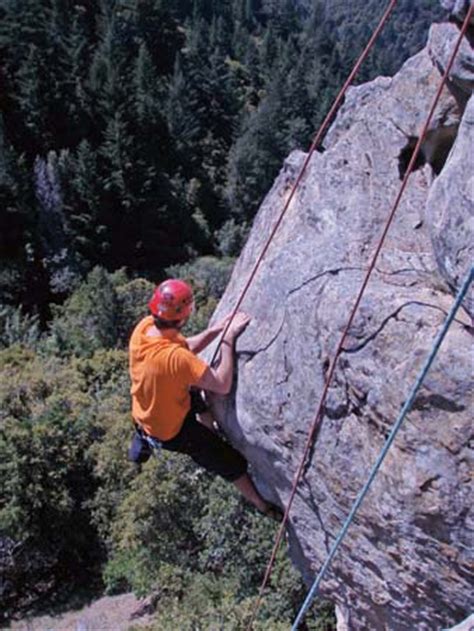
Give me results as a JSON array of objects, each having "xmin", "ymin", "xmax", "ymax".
[{"xmin": 161, "ymin": 393, "xmax": 248, "ymax": 482}]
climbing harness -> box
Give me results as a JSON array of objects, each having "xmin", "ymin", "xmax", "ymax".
[
  {"xmin": 128, "ymin": 423, "xmax": 162, "ymax": 463},
  {"xmin": 291, "ymin": 265, "xmax": 473, "ymax": 630},
  {"xmin": 141, "ymin": 429, "xmax": 163, "ymax": 456},
  {"xmin": 245, "ymin": 5, "xmax": 474, "ymax": 627},
  {"xmin": 128, "ymin": 389, "xmax": 206, "ymax": 463}
]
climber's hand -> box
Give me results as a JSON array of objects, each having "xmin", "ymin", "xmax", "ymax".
[
  {"xmin": 213, "ymin": 313, "xmax": 233, "ymax": 333},
  {"xmin": 225, "ymin": 312, "xmax": 251, "ymax": 340}
]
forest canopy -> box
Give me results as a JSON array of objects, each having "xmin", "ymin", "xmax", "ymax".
[{"xmin": 0, "ymin": 0, "xmax": 444, "ymax": 314}]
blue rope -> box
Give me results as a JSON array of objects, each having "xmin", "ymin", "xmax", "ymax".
[{"xmin": 291, "ymin": 266, "xmax": 473, "ymax": 630}]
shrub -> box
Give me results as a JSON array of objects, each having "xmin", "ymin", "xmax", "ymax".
[
  {"xmin": 0, "ymin": 345, "xmax": 129, "ymax": 614},
  {"xmin": 47, "ymin": 266, "xmax": 120, "ymax": 357},
  {"xmin": 0, "ymin": 305, "xmax": 41, "ymax": 349}
]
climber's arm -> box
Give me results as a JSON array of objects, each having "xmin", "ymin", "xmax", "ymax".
[
  {"xmin": 186, "ymin": 315, "xmax": 232, "ymax": 354},
  {"xmin": 194, "ymin": 312, "xmax": 250, "ymax": 394}
]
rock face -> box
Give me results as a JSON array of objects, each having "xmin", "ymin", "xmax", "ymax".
[
  {"xmin": 427, "ymin": 94, "xmax": 474, "ymax": 315},
  {"xmin": 206, "ymin": 10, "xmax": 473, "ymax": 631},
  {"xmin": 441, "ymin": 0, "xmax": 474, "ymax": 24},
  {"xmin": 428, "ymin": 19, "xmax": 474, "ymax": 107}
]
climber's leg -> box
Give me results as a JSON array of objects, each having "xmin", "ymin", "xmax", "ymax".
[
  {"xmin": 233, "ymin": 473, "xmax": 269, "ymax": 512},
  {"xmin": 162, "ymin": 407, "xmax": 283, "ymax": 521}
]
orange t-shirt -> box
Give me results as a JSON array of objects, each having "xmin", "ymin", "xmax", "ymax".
[{"xmin": 129, "ymin": 316, "xmax": 208, "ymax": 440}]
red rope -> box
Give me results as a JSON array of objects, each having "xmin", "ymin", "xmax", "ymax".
[
  {"xmin": 246, "ymin": 5, "xmax": 473, "ymax": 630},
  {"xmin": 210, "ymin": 0, "xmax": 399, "ymax": 367}
]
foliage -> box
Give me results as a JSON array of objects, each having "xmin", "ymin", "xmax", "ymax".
[
  {"xmin": 128, "ymin": 574, "xmax": 291, "ymax": 631},
  {"xmin": 47, "ymin": 266, "xmax": 120, "ymax": 356},
  {"xmin": 0, "ymin": 0, "xmax": 444, "ymax": 312},
  {"xmin": 114, "ymin": 275, "xmax": 155, "ymax": 344},
  {"xmin": 45, "ymin": 266, "xmax": 154, "ymax": 356},
  {"xmin": 0, "ymin": 344, "xmax": 107, "ymax": 612},
  {"xmin": 215, "ymin": 218, "xmax": 250, "ymax": 257},
  {"xmin": 0, "ymin": 304, "xmax": 41, "ymax": 349}
]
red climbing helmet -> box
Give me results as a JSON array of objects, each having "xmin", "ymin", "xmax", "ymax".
[{"xmin": 148, "ymin": 279, "xmax": 194, "ymax": 321}]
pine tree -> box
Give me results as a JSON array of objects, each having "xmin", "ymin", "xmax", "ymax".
[
  {"xmin": 134, "ymin": 42, "xmax": 157, "ymax": 125},
  {"xmin": 166, "ymin": 54, "xmax": 202, "ymax": 152},
  {"xmin": 15, "ymin": 45, "xmax": 44, "ymax": 145},
  {"xmin": 56, "ymin": 4, "xmax": 93, "ymax": 141},
  {"xmin": 0, "ymin": 117, "xmax": 33, "ymax": 305},
  {"xmin": 33, "ymin": 151, "xmax": 80, "ymax": 295},
  {"xmin": 226, "ymin": 59, "xmax": 291, "ymax": 220},
  {"xmin": 88, "ymin": 14, "xmax": 121, "ymax": 124},
  {"xmin": 0, "ymin": 114, "xmax": 20, "ymax": 261},
  {"xmin": 100, "ymin": 111, "xmax": 131, "ymax": 200},
  {"xmin": 61, "ymin": 140, "xmax": 104, "ymax": 268}
]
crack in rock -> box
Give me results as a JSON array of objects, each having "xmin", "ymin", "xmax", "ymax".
[
  {"xmin": 238, "ymin": 316, "xmax": 286, "ymax": 363},
  {"xmin": 342, "ymin": 300, "xmax": 451, "ymax": 354},
  {"xmin": 300, "ymin": 479, "xmax": 332, "ymax": 555},
  {"xmin": 240, "ymin": 267, "xmax": 362, "ymax": 363},
  {"xmin": 287, "ymin": 266, "xmax": 362, "ymax": 297},
  {"xmin": 276, "ymin": 339, "xmax": 291, "ymax": 390},
  {"xmin": 375, "ymin": 266, "xmax": 431, "ymax": 278},
  {"xmin": 419, "ymin": 475, "xmax": 441, "ymax": 493}
]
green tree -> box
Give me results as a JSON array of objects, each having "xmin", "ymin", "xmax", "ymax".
[
  {"xmin": 0, "ymin": 116, "xmax": 30, "ymax": 301},
  {"xmin": 226, "ymin": 74, "xmax": 287, "ymax": 219},
  {"xmin": 47, "ymin": 266, "xmax": 120, "ymax": 357},
  {"xmin": 0, "ymin": 346, "xmax": 105, "ymax": 614},
  {"xmin": 14, "ymin": 44, "xmax": 43, "ymax": 144},
  {"xmin": 0, "ymin": 305, "xmax": 40, "ymax": 349},
  {"xmin": 61, "ymin": 140, "xmax": 105, "ymax": 267}
]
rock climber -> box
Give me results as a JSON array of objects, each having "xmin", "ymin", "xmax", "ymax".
[{"xmin": 128, "ymin": 278, "xmax": 282, "ymax": 521}]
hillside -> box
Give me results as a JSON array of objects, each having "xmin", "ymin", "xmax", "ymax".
[{"xmin": 0, "ymin": 1, "xmax": 463, "ymax": 629}]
